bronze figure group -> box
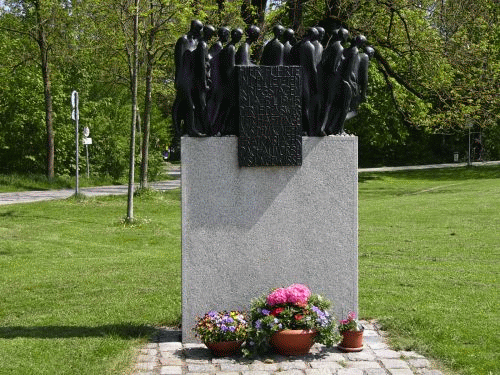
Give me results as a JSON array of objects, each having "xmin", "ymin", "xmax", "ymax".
[{"xmin": 173, "ymin": 21, "xmax": 374, "ymax": 137}]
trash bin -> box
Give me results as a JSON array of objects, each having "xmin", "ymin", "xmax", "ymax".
[{"xmin": 454, "ymin": 152, "xmax": 459, "ymax": 162}]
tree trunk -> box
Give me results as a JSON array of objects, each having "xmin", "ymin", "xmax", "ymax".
[
  {"xmin": 140, "ymin": 2, "xmax": 155, "ymax": 190},
  {"xmin": 288, "ymin": 0, "xmax": 304, "ymax": 33},
  {"xmin": 35, "ymin": 1, "xmax": 55, "ymax": 181},
  {"xmin": 127, "ymin": 0, "xmax": 140, "ymax": 221}
]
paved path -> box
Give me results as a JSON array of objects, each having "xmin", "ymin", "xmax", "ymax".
[
  {"xmin": 1, "ymin": 161, "xmax": 498, "ymax": 206},
  {"xmin": 358, "ymin": 160, "xmax": 500, "ymax": 173},
  {"xmin": 132, "ymin": 321, "xmax": 448, "ymax": 375},
  {"xmin": 0, "ymin": 178, "xmax": 181, "ymax": 206}
]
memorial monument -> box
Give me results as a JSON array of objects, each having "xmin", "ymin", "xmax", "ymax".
[{"xmin": 175, "ymin": 21, "xmax": 373, "ymax": 342}]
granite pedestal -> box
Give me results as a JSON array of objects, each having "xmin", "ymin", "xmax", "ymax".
[{"xmin": 181, "ymin": 136, "xmax": 358, "ymax": 342}]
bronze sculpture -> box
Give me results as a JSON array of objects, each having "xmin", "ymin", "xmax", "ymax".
[
  {"xmin": 261, "ymin": 25, "xmax": 285, "ymax": 66},
  {"xmin": 172, "ymin": 21, "xmax": 372, "ymax": 138}
]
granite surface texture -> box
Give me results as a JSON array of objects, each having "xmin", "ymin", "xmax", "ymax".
[{"xmin": 181, "ymin": 136, "xmax": 358, "ymax": 342}]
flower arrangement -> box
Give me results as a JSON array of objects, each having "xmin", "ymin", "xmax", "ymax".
[
  {"xmin": 193, "ymin": 310, "xmax": 248, "ymax": 343},
  {"xmin": 338, "ymin": 311, "xmax": 363, "ymax": 333},
  {"xmin": 243, "ymin": 284, "xmax": 340, "ymax": 356}
]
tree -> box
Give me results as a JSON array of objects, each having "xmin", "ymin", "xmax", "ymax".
[
  {"xmin": 0, "ymin": 0, "xmax": 68, "ymax": 180},
  {"xmin": 127, "ymin": 0, "xmax": 140, "ymax": 221}
]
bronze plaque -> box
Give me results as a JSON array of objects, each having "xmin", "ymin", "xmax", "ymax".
[{"xmin": 238, "ymin": 66, "xmax": 302, "ymax": 167}]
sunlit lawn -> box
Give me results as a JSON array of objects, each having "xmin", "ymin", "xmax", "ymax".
[
  {"xmin": 358, "ymin": 166, "xmax": 500, "ymax": 375},
  {"xmin": 0, "ymin": 190, "xmax": 181, "ymax": 374},
  {"xmin": 0, "ymin": 166, "xmax": 498, "ymax": 374}
]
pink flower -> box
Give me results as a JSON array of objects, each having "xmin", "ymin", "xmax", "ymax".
[
  {"xmin": 347, "ymin": 311, "xmax": 357, "ymax": 320},
  {"xmin": 266, "ymin": 288, "xmax": 288, "ymax": 306},
  {"xmin": 286, "ymin": 284, "xmax": 311, "ymax": 305}
]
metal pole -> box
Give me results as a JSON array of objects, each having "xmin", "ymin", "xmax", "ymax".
[
  {"xmin": 468, "ymin": 126, "xmax": 471, "ymax": 166},
  {"xmin": 73, "ymin": 91, "xmax": 79, "ymax": 195},
  {"xmin": 85, "ymin": 144, "xmax": 90, "ymax": 178}
]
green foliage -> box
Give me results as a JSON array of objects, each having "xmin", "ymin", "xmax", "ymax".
[{"xmin": 1, "ymin": 0, "xmax": 498, "ymax": 174}]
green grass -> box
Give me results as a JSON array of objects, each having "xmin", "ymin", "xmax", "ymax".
[
  {"xmin": 358, "ymin": 166, "xmax": 500, "ymax": 375},
  {"xmin": 0, "ymin": 166, "xmax": 498, "ymax": 375},
  {"xmin": 0, "ymin": 190, "xmax": 181, "ymax": 374},
  {"xmin": 0, "ymin": 173, "xmax": 128, "ymax": 193}
]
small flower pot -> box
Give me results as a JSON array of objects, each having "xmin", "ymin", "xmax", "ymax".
[
  {"xmin": 270, "ymin": 329, "xmax": 317, "ymax": 356},
  {"xmin": 204, "ymin": 340, "xmax": 243, "ymax": 357},
  {"xmin": 338, "ymin": 329, "xmax": 364, "ymax": 352}
]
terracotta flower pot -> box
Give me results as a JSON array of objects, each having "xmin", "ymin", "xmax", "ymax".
[
  {"xmin": 270, "ymin": 329, "xmax": 317, "ymax": 356},
  {"xmin": 338, "ymin": 329, "xmax": 364, "ymax": 352},
  {"xmin": 204, "ymin": 340, "xmax": 243, "ymax": 357}
]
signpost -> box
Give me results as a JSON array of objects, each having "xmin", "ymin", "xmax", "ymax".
[
  {"xmin": 83, "ymin": 126, "xmax": 91, "ymax": 178},
  {"xmin": 71, "ymin": 91, "xmax": 79, "ymax": 195}
]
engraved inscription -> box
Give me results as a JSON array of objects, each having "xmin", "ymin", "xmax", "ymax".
[{"xmin": 238, "ymin": 66, "xmax": 302, "ymax": 167}]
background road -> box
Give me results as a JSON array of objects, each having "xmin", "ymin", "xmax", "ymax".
[{"xmin": 1, "ymin": 161, "xmax": 498, "ymax": 206}]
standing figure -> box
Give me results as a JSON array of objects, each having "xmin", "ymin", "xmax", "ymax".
[
  {"xmin": 172, "ymin": 20, "xmax": 204, "ymax": 136},
  {"xmin": 322, "ymin": 35, "xmax": 366, "ymax": 135},
  {"xmin": 208, "ymin": 27, "xmax": 230, "ymax": 59},
  {"xmin": 290, "ymin": 28, "xmax": 319, "ymax": 135},
  {"xmin": 348, "ymin": 45, "xmax": 375, "ymax": 119},
  {"xmin": 236, "ymin": 25, "xmax": 260, "ymax": 65},
  {"xmin": 282, "ymin": 28, "xmax": 296, "ymax": 66},
  {"xmin": 261, "ymin": 24, "xmax": 285, "ymax": 66},
  {"xmin": 318, "ymin": 27, "xmax": 349, "ymax": 133},
  {"xmin": 312, "ymin": 26, "xmax": 325, "ymax": 67},
  {"xmin": 321, "ymin": 27, "xmax": 349, "ymax": 75},
  {"xmin": 192, "ymin": 25, "xmax": 215, "ymax": 134},
  {"xmin": 207, "ymin": 28, "xmax": 243, "ymax": 136}
]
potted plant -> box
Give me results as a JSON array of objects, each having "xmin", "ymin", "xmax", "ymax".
[
  {"xmin": 338, "ymin": 311, "xmax": 364, "ymax": 352},
  {"xmin": 243, "ymin": 284, "xmax": 340, "ymax": 357},
  {"xmin": 193, "ymin": 310, "xmax": 248, "ymax": 356}
]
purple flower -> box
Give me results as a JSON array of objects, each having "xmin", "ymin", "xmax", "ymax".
[
  {"xmin": 220, "ymin": 324, "xmax": 229, "ymax": 332},
  {"xmin": 261, "ymin": 309, "xmax": 271, "ymax": 315},
  {"xmin": 222, "ymin": 316, "xmax": 234, "ymax": 324},
  {"xmin": 254, "ymin": 320, "xmax": 262, "ymax": 329},
  {"xmin": 208, "ymin": 311, "xmax": 218, "ymax": 318},
  {"xmin": 229, "ymin": 326, "xmax": 236, "ymax": 332},
  {"xmin": 312, "ymin": 306, "xmax": 322, "ymax": 315}
]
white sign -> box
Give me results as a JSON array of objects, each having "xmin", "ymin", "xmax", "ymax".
[
  {"xmin": 82, "ymin": 137, "xmax": 92, "ymax": 145},
  {"xmin": 71, "ymin": 91, "xmax": 79, "ymax": 121},
  {"xmin": 83, "ymin": 126, "xmax": 90, "ymax": 137},
  {"xmin": 71, "ymin": 90, "xmax": 78, "ymax": 108}
]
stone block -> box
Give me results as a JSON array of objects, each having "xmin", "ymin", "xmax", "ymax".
[
  {"xmin": 338, "ymin": 369, "xmax": 364, "ymax": 375},
  {"xmin": 182, "ymin": 136, "xmax": 358, "ymax": 342},
  {"xmin": 408, "ymin": 359, "xmax": 430, "ymax": 368},
  {"xmin": 380, "ymin": 359, "xmax": 409, "ymax": 369},
  {"xmin": 387, "ymin": 370, "xmax": 414, "ymax": 375},
  {"xmin": 160, "ymin": 366, "xmax": 183, "ymax": 375},
  {"xmin": 373, "ymin": 349, "xmax": 401, "ymax": 359}
]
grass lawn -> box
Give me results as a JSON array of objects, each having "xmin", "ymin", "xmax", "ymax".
[
  {"xmin": 0, "ymin": 166, "xmax": 498, "ymax": 374},
  {"xmin": 358, "ymin": 166, "xmax": 500, "ymax": 375},
  {"xmin": 0, "ymin": 190, "xmax": 181, "ymax": 374}
]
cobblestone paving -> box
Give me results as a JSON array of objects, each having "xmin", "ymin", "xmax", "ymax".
[{"xmin": 131, "ymin": 322, "xmax": 448, "ymax": 375}]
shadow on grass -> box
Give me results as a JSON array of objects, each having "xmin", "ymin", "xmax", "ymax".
[
  {"xmin": 0, "ymin": 324, "xmax": 180, "ymax": 342},
  {"xmin": 359, "ymin": 165, "xmax": 500, "ymax": 183}
]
